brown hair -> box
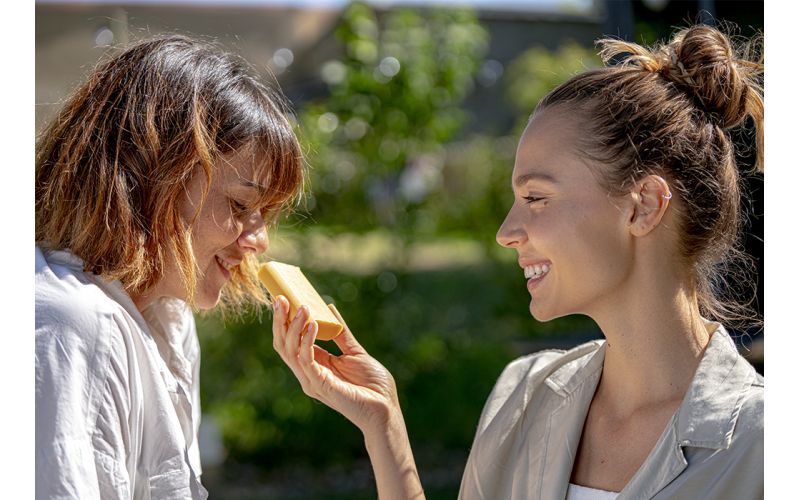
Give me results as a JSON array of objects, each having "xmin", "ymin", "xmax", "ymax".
[
  {"xmin": 536, "ymin": 24, "xmax": 763, "ymax": 327},
  {"xmin": 36, "ymin": 34, "xmax": 304, "ymax": 312}
]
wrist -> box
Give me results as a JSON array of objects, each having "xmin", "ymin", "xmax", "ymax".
[
  {"xmin": 362, "ymin": 402, "xmax": 407, "ymax": 446},
  {"xmin": 362, "ymin": 406, "xmax": 425, "ymax": 500}
]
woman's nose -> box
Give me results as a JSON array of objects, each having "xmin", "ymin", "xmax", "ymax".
[
  {"xmin": 239, "ymin": 213, "xmax": 269, "ymax": 254},
  {"xmin": 496, "ymin": 208, "xmax": 526, "ymax": 248}
]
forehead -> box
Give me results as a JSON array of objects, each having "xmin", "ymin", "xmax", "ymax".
[
  {"xmin": 216, "ymin": 147, "xmax": 269, "ymax": 193},
  {"xmin": 513, "ymin": 107, "xmax": 591, "ymax": 184}
]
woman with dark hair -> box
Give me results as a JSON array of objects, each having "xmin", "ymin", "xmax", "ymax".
[
  {"xmin": 272, "ymin": 24, "xmax": 764, "ymax": 499},
  {"xmin": 35, "ymin": 35, "xmax": 303, "ymax": 498}
]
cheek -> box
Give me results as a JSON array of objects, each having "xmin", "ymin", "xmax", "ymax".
[
  {"xmin": 570, "ymin": 206, "xmax": 632, "ymax": 280},
  {"xmin": 194, "ymin": 205, "xmax": 240, "ymax": 248}
]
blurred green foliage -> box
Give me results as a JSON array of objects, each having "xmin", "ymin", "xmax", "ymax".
[
  {"xmin": 299, "ymin": 2, "xmax": 488, "ymax": 242},
  {"xmin": 505, "ymin": 41, "xmax": 602, "ymax": 133}
]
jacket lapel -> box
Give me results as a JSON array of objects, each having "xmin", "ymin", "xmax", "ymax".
[
  {"xmin": 617, "ymin": 416, "xmax": 688, "ymax": 500},
  {"xmin": 535, "ymin": 344, "xmax": 605, "ymax": 500}
]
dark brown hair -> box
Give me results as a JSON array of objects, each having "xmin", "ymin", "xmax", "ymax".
[
  {"xmin": 536, "ymin": 24, "xmax": 763, "ymax": 327},
  {"xmin": 36, "ymin": 34, "xmax": 304, "ymax": 311}
]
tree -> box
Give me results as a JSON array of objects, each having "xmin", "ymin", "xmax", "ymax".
[{"xmin": 299, "ymin": 2, "xmax": 488, "ymax": 247}]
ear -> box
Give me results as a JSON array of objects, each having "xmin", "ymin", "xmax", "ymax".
[{"xmin": 628, "ymin": 175, "xmax": 673, "ymax": 237}]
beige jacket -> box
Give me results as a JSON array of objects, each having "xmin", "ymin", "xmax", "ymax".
[{"xmin": 458, "ymin": 324, "xmax": 763, "ymax": 500}]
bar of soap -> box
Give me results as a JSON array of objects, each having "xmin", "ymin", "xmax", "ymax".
[{"xmin": 258, "ymin": 261, "xmax": 343, "ymax": 341}]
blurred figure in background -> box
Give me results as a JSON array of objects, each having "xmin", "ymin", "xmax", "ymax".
[
  {"xmin": 35, "ymin": 35, "xmax": 303, "ymax": 498},
  {"xmin": 273, "ymin": 23, "xmax": 763, "ymax": 500}
]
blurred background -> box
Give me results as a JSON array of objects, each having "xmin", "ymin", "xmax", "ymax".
[{"xmin": 36, "ymin": 0, "xmax": 763, "ymax": 498}]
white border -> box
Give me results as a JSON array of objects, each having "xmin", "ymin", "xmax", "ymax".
[{"xmin": 764, "ymin": 0, "xmax": 795, "ymax": 498}]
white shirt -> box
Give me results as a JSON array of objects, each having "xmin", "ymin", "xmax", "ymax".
[
  {"xmin": 567, "ymin": 483, "xmax": 619, "ymax": 500},
  {"xmin": 35, "ymin": 246, "xmax": 208, "ymax": 499}
]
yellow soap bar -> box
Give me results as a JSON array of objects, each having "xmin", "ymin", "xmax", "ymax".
[{"xmin": 258, "ymin": 261, "xmax": 343, "ymax": 341}]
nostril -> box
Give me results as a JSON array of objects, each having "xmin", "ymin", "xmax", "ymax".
[{"xmin": 496, "ymin": 229, "xmax": 521, "ymax": 248}]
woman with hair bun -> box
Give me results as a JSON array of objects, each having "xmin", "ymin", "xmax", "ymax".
[
  {"xmin": 35, "ymin": 35, "xmax": 304, "ymax": 498},
  {"xmin": 272, "ymin": 23, "xmax": 764, "ymax": 499}
]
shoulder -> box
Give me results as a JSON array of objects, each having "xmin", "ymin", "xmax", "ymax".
[
  {"xmin": 35, "ymin": 246, "xmax": 138, "ymax": 411},
  {"xmin": 731, "ymin": 370, "xmax": 763, "ymax": 445},
  {"xmin": 35, "ymin": 246, "xmax": 128, "ymax": 335}
]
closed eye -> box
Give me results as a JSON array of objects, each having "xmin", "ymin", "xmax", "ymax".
[
  {"xmin": 524, "ymin": 195, "xmax": 545, "ymax": 204},
  {"xmin": 230, "ymin": 199, "xmax": 250, "ymax": 214}
]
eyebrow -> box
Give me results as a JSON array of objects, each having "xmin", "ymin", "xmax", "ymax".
[{"xmin": 513, "ymin": 171, "xmax": 558, "ymax": 188}]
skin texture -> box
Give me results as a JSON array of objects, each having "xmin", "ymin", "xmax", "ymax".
[
  {"xmin": 271, "ymin": 106, "xmax": 713, "ymax": 496},
  {"xmin": 132, "ymin": 152, "xmax": 269, "ymax": 310}
]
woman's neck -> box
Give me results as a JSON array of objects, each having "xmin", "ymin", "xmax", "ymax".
[{"xmin": 589, "ymin": 278, "xmax": 712, "ymax": 416}]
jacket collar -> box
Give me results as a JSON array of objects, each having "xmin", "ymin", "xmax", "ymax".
[
  {"xmin": 543, "ymin": 324, "xmax": 755, "ymax": 449},
  {"xmin": 539, "ymin": 323, "xmax": 757, "ymax": 499},
  {"xmin": 544, "ymin": 339, "xmax": 605, "ymax": 397},
  {"xmin": 674, "ymin": 324, "xmax": 758, "ymax": 449}
]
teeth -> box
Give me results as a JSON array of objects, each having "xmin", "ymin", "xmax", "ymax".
[
  {"xmin": 524, "ymin": 264, "xmax": 550, "ymax": 280},
  {"xmin": 217, "ymin": 256, "xmax": 234, "ymax": 270}
]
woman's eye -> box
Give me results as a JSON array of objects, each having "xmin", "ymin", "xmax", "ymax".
[
  {"xmin": 230, "ymin": 199, "xmax": 249, "ymax": 213},
  {"xmin": 524, "ymin": 195, "xmax": 544, "ymax": 204}
]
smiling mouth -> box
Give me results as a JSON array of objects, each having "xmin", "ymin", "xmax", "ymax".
[
  {"xmin": 524, "ymin": 263, "xmax": 550, "ymax": 279},
  {"xmin": 216, "ymin": 255, "xmax": 236, "ymax": 271}
]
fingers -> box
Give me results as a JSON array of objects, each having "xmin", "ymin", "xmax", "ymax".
[
  {"xmin": 328, "ymin": 303, "xmax": 365, "ymax": 355},
  {"xmin": 311, "ymin": 345, "xmax": 337, "ymax": 370},
  {"xmin": 298, "ymin": 319, "xmax": 318, "ymax": 368},
  {"xmin": 284, "ymin": 304, "xmax": 308, "ymax": 358},
  {"xmin": 297, "ymin": 322, "xmax": 345, "ymax": 402},
  {"xmin": 271, "ymin": 295, "xmax": 289, "ymax": 353},
  {"xmin": 271, "ymin": 297, "xmax": 314, "ymax": 392}
]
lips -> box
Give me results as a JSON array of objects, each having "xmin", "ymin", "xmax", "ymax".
[
  {"xmin": 519, "ymin": 258, "xmax": 552, "ymax": 294},
  {"xmin": 215, "ymin": 255, "xmax": 240, "ymax": 280},
  {"xmin": 526, "ymin": 271, "xmax": 548, "ymax": 293}
]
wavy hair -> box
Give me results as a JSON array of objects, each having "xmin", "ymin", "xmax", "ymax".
[{"xmin": 35, "ymin": 34, "xmax": 304, "ymax": 312}]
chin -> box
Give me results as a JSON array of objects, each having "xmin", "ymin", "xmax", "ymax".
[
  {"xmin": 194, "ymin": 290, "xmax": 223, "ymax": 310},
  {"xmin": 529, "ymin": 300, "xmax": 565, "ymax": 323}
]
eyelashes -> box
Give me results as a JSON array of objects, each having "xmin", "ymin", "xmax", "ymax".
[
  {"xmin": 230, "ymin": 198, "xmax": 278, "ymax": 221},
  {"xmin": 524, "ymin": 195, "xmax": 545, "ymax": 204},
  {"xmin": 230, "ymin": 199, "xmax": 249, "ymax": 214}
]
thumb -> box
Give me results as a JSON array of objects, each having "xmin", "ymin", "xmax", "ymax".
[{"xmin": 328, "ymin": 303, "xmax": 365, "ymax": 355}]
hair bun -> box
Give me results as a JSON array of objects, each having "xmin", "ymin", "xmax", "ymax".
[
  {"xmin": 598, "ymin": 25, "xmax": 763, "ymax": 130},
  {"xmin": 667, "ymin": 25, "xmax": 761, "ymax": 129}
]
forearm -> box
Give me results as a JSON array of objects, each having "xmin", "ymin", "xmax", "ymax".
[{"xmin": 364, "ymin": 411, "xmax": 425, "ymax": 500}]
